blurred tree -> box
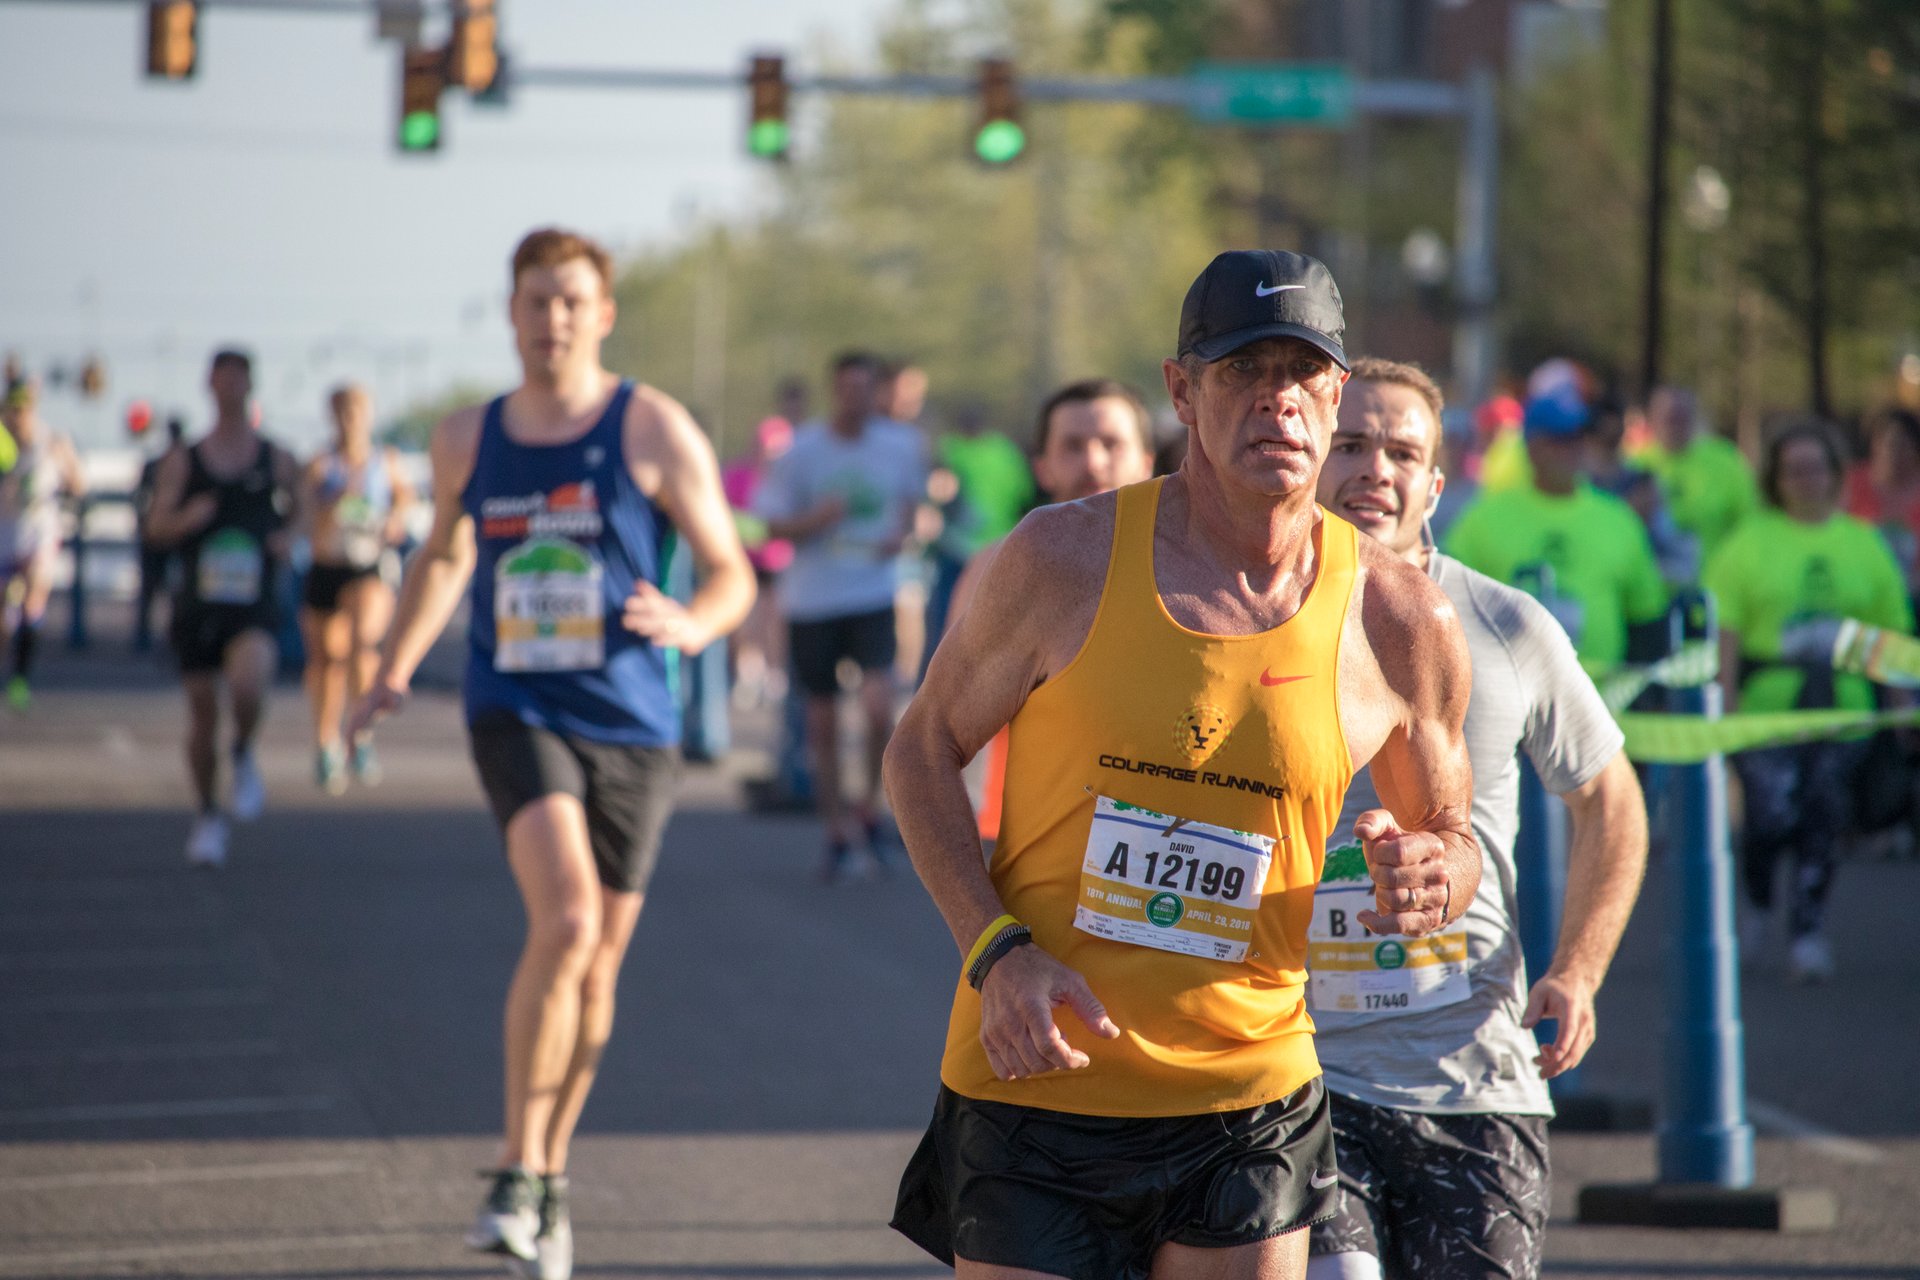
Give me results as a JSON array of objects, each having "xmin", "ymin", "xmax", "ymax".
[{"xmin": 381, "ymin": 382, "xmax": 495, "ymax": 451}]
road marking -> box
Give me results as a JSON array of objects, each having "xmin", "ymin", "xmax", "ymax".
[
  {"xmin": 1748, "ymin": 1097, "xmax": 1887, "ymax": 1164},
  {"xmin": 0, "ymin": 948, "xmax": 222, "ymax": 971},
  {"xmin": 0, "ymin": 1158, "xmax": 365, "ymax": 1191},
  {"xmin": 0, "ymin": 1229, "xmax": 448, "ymax": 1270},
  {"xmin": 0, "ymin": 1095, "xmax": 334, "ymax": 1126},
  {"xmin": 0, "ymin": 1039, "xmax": 280, "ymax": 1067},
  {"xmin": 8, "ymin": 988, "xmax": 267, "ymax": 1012}
]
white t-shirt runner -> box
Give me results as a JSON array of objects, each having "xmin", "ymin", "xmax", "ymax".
[{"xmin": 1310, "ymin": 552, "xmax": 1623, "ymax": 1116}]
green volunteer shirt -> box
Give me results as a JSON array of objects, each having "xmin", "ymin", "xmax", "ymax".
[
  {"xmin": 1633, "ymin": 434, "xmax": 1757, "ymax": 557},
  {"xmin": 939, "ymin": 432, "xmax": 1034, "ymax": 554},
  {"xmin": 1702, "ymin": 509, "xmax": 1913, "ymax": 713},
  {"xmin": 1444, "ymin": 482, "xmax": 1669, "ymax": 671}
]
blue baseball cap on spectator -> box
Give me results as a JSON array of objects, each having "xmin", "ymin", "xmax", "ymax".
[{"xmin": 1522, "ymin": 384, "xmax": 1593, "ymax": 438}]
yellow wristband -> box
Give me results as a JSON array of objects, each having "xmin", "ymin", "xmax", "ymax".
[{"xmin": 963, "ymin": 913, "xmax": 1021, "ymax": 976}]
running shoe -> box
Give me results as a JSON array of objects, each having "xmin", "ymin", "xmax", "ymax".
[
  {"xmin": 231, "ymin": 748, "xmax": 267, "ymax": 822},
  {"xmin": 5, "ymin": 676, "xmax": 28, "ymax": 713},
  {"xmin": 466, "ymin": 1166, "xmax": 542, "ymax": 1262},
  {"xmin": 1788, "ymin": 933, "xmax": 1835, "ymax": 984},
  {"xmin": 515, "ymin": 1172, "xmax": 572, "ymax": 1280},
  {"xmin": 185, "ymin": 813, "xmax": 229, "ymax": 869},
  {"xmin": 315, "ymin": 744, "xmax": 348, "ymax": 796},
  {"xmin": 349, "ymin": 738, "xmax": 382, "ymax": 787}
]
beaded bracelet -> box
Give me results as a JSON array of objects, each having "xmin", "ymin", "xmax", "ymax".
[{"xmin": 966, "ymin": 921, "xmax": 1033, "ymax": 990}]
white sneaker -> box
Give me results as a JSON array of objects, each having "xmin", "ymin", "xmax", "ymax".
[
  {"xmin": 231, "ymin": 749, "xmax": 267, "ymax": 822},
  {"xmin": 1788, "ymin": 933, "xmax": 1835, "ymax": 984},
  {"xmin": 186, "ymin": 814, "xmax": 229, "ymax": 868}
]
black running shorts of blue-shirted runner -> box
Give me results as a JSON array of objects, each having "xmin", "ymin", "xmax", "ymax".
[
  {"xmin": 891, "ymin": 1076, "xmax": 1337, "ymax": 1280},
  {"xmin": 467, "ymin": 711, "xmax": 680, "ymax": 894}
]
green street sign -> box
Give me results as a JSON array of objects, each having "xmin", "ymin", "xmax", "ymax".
[{"xmin": 1187, "ymin": 62, "xmax": 1353, "ymax": 126}]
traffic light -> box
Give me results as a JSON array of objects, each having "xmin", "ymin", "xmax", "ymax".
[
  {"xmin": 449, "ymin": 0, "xmax": 499, "ymax": 96},
  {"xmin": 747, "ymin": 55, "xmax": 789, "ymax": 160},
  {"xmin": 974, "ymin": 57, "xmax": 1025, "ymax": 164},
  {"xmin": 397, "ymin": 44, "xmax": 445, "ymax": 153},
  {"xmin": 145, "ymin": 1, "xmax": 198, "ymax": 81}
]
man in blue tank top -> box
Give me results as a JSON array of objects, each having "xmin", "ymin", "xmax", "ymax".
[{"xmin": 352, "ymin": 228, "xmax": 754, "ymax": 1280}]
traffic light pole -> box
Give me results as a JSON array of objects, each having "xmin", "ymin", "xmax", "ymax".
[{"xmin": 507, "ymin": 63, "xmax": 1500, "ymax": 410}]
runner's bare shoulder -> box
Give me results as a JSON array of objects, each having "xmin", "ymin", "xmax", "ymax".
[
  {"xmin": 619, "ymin": 382, "xmax": 711, "ymax": 481},
  {"xmin": 964, "ymin": 492, "xmax": 1120, "ymax": 684},
  {"xmin": 428, "ymin": 403, "xmax": 487, "ymax": 494}
]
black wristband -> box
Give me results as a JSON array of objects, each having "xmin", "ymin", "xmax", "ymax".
[{"xmin": 966, "ymin": 925, "xmax": 1033, "ymax": 990}]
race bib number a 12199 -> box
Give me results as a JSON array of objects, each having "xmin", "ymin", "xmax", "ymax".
[{"xmin": 1072, "ymin": 796, "xmax": 1274, "ymax": 964}]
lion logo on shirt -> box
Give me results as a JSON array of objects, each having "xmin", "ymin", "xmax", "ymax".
[{"xmin": 1173, "ymin": 703, "xmax": 1232, "ymax": 764}]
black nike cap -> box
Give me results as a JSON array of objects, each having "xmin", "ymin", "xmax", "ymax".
[{"xmin": 1177, "ymin": 249, "xmax": 1348, "ymax": 369}]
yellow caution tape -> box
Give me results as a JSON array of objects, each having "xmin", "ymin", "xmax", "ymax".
[{"xmin": 1618, "ymin": 706, "xmax": 1920, "ymax": 764}]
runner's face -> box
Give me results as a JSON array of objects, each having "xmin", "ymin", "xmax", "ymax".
[
  {"xmin": 1165, "ymin": 337, "xmax": 1345, "ymax": 499},
  {"xmin": 1778, "ymin": 437, "xmax": 1839, "ymax": 520},
  {"xmin": 1319, "ymin": 380, "xmax": 1441, "ymax": 557},
  {"xmin": 331, "ymin": 389, "xmax": 372, "ymax": 449},
  {"xmin": 208, "ymin": 363, "xmax": 252, "ymax": 416},
  {"xmin": 1035, "ymin": 397, "xmax": 1155, "ymax": 503},
  {"xmin": 832, "ymin": 365, "xmax": 877, "ymax": 423},
  {"xmin": 510, "ymin": 260, "xmax": 614, "ymax": 380}
]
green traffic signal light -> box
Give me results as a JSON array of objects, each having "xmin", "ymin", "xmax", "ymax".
[
  {"xmin": 400, "ymin": 109, "xmax": 440, "ymax": 151},
  {"xmin": 974, "ymin": 119, "xmax": 1026, "ymax": 164},
  {"xmin": 748, "ymin": 118, "xmax": 790, "ymax": 159}
]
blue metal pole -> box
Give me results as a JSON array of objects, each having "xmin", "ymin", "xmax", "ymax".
[
  {"xmin": 1657, "ymin": 594, "xmax": 1754, "ymax": 1186},
  {"xmin": 65, "ymin": 496, "xmax": 90, "ymax": 651}
]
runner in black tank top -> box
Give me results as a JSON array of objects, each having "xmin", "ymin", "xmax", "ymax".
[{"xmin": 145, "ymin": 349, "xmax": 303, "ymax": 869}]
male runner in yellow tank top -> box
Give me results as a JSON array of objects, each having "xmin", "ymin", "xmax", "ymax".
[{"xmin": 886, "ymin": 250, "xmax": 1479, "ymax": 1280}]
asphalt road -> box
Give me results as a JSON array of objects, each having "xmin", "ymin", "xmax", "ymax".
[{"xmin": 1, "ymin": 604, "xmax": 1916, "ymax": 1279}]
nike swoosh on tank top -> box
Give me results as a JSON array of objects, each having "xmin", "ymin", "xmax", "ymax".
[{"xmin": 940, "ymin": 477, "xmax": 1357, "ymax": 1116}]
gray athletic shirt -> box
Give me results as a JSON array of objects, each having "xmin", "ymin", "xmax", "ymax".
[{"xmin": 1311, "ymin": 552, "xmax": 1623, "ymax": 1116}]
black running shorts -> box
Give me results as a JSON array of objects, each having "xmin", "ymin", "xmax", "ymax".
[
  {"xmin": 466, "ymin": 711, "xmax": 681, "ymax": 894},
  {"xmin": 788, "ymin": 607, "xmax": 897, "ymax": 697},
  {"xmin": 301, "ymin": 562, "xmax": 381, "ymax": 613},
  {"xmin": 892, "ymin": 1077, "xmax": 1337, "ymax": 1280},
  {"xmin": 170, "ymin": 597, "xmax": 280, "ymax": 675},
  {"xmin": 1309, "ymin": 1092, "xmax": 1550, "ymax": 1280}
]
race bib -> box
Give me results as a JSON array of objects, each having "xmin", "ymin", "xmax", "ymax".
[
  {"xmin": 493, "ymin": 537, "xmax": 605, "ymax": 673},
  {"xmin": 335, "ymin": 494, "xmax": 385, "ymax": 569},
  {"xmin": 1072, "ymin": 796, "xmax": 1273, "ymax": 963},
  {"xmin": 1308, "ymin": 841, "xmax": 1470, "ymax": 1016},
  {"xmin": 197, "ymin": 528, "xmax": 263, "ymax": 606}
]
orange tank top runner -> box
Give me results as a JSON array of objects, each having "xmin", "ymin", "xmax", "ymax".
[{"xmin": 940, "ymin": 477, "xmax": 1359, "ymax": 1117}]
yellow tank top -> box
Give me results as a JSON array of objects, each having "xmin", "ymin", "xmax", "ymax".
[{"xmin": 940, "ymin": 478, "xmax": 1358, "ymax": 1116}]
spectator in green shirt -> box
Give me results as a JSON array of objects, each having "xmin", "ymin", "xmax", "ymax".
[
  {"xmin": 1704, "ymin": 418, "xmax": 1914, "ymax": 983},
  {"xmin": 1633, "ymin": 385, "xmax": 1758, "ymax": 561},
  {"xmin": 1445, "ymin": 386, "xmax": 1669, "ymax": 673}
]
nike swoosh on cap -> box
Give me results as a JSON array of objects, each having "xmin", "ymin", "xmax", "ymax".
[
  {"xmin": 1255, "ymin": 282, "xmax": 1306, "ymax": 297},
  {"xmin": 1310, "ymin": 1170, "xmax": 1339, "ymax": 1189},
  {"xmin": 1260, "ymin": 670, "xmax": 1310, "ymax": 687}
]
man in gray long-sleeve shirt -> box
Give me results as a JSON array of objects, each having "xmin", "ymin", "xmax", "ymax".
[{"xmin": 1307, "ymin": 357, "xmax": 1649, "ymax": 1280}]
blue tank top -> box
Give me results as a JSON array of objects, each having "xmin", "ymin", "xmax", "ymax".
[{"xmin": 462, "ymin": 381, "xmax": 681, "ymax": 746}]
